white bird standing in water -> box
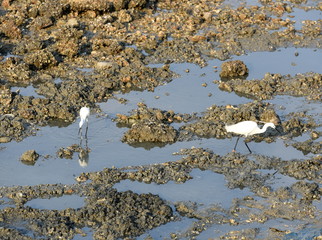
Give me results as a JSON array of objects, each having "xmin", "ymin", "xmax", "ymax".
[
  {"xmin": 78, "ymin": 107, "xmax": 90, "ymax": 137},
  {"xmin": 225, "ymin": 121, "xmax": 278, "ymax": 153}
]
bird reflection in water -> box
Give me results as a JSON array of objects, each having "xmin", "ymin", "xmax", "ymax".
[
  {"xmin": 78, "ymin": 136, "xmax": 90, "ymax": 167},
  {"xmin": 78, "ymin": 106, "xmax": 90, "ymax": 167}
]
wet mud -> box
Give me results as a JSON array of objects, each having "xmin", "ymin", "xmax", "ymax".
[{"xmin": 0, "ymin": 0, "xmax": 321, "ymax": 239}]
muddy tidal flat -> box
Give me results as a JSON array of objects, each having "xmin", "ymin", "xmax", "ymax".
[{"xmin": 0, "ymin": 0, "xmax": 321, "ymax": 239}]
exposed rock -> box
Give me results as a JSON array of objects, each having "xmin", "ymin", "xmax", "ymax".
[
  {"xmin": 0, "ymin": 20, "xmax": 22, "ymax": 39},
  {"xmin": 0, "ymin": 85, "xmax": 13, "ymax": 106},
  {"xmin": 216, "ymin": 73, "xmax": 322, "ymax": 100},
  {"xmin": 219, "ymin": 60, "xmax": 249, "ymax": 78},
  {"xmin": 67, "ymin": 0, "xmax": 113, "ymax": 12},
  {"xmin": 122, "ymin": 120, "xmax": 177, "ymax": 143},
  {"xmin": 0, "ymin": 136, "xmax": 11, "ymax": 143},
  {"xmin": 66, "ymin": 0, "xmax": 149, "ymax": 12},
  {"xmin": 24, "ymin": 49, "xmax": 57, "ymax": 69},
  {"xmin": 0, "ymin": 58, "xmax": 31, "ymax": 83},
  {"xmin": 20, "ymin": 150, "xmax": 39, "ymax": 163}
]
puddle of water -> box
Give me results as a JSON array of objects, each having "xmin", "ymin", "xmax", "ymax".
[
  {"xmin": 0, "ymin": 111, "xmax": 228, "ymax": 186},
  {"xmin": 0, "ymin": 197, "xmax": 15, "ymax": 210},
  {"xmin": 292, "ymin": 0, "xmax": 321, "ymax": 7},
  {"xmin": 138, "ymin": 217, "xmax": 196, "ymax": 240},
  {"xmin": 2, "ymin": 220, "xmax": 35, "ymax": 238},
  {"xmin": 72, "ymin": 227, "xmax": 93, "ymax": 240},
  {"xmin": 269, "ymin": 95, "xmax": 321, "ymax": 120},
  {"xmin": 222, "ymin": 0, "xmax": 262, "ymax": 8},
  {"xmin": 25, "ymin": 195, "xmax": 84, "ymax": 210},
  {"xmin": 198, "ymin": 218, "xmax": 308, "ymax": 239},
  {"xmin": 226, "ymin": 48, "xmax": 322, "ymax": 80},
  {"xmin": 284, "ymin": 8, "xmax": 322, "ymax": 30},
  {"xmin": 223, "ymin": 137, "xmax": 311, "ymax": 160},
  {"xmin": 0, "ymin": 46, "xmax": 318, "ymax": 188},
  {"xmin": 115, "ymin": 169, "xmax": 252, "ymax": 208},
  {"xmin": 11, "ymin": 86, "xmax": 44, "ymax": 99},
  {"xmin": 283, "ymin": 226, "xmax": 322, "ymax": 240},
  {"xmin": 106, "ymin": 48, "xmax": 322, "ymax": 115},
  {"xmin": 0, "ymin": 6, "xmax": 320, "ymax": 240},
  {"xmin": 76, "ymin": 67, "xmax": 94, "ymax": 73},
  {"xmin": 313, "ymin": 199, "xmax": 322, "ymax": 212},
  {"xmin": 107, "ymin": 62, "xmax": 248, "ymax": 114},
  {"xmin": 0, "ymin": 54, "xmax": 21, "ymax": 62},
  {"xmin": 54, "ymin": 78, "xmax": 63, "ymax": 84},
  {"xmin": 264, "ymin": 172, "xmax": 299, "ymax": 191}
]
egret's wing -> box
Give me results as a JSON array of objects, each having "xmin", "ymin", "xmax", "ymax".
[{"xmin": 226, "ymin": 121, "xmax": 257, "ymax": 136}]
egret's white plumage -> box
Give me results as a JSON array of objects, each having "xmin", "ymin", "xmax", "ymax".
[
  {"xmin": 78, "ymin": 107, "xmax": 90, "ymax": 137},
  {"xmin": 225, "ymin": 121, "xmax": 277, "ymax": 153},
  {"xmin": 225, "ymin": 121, "xmax": 276, "ymax": 137}
]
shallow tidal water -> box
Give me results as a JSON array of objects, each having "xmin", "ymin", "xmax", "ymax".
[
  {"xmin": 0, "ymin": 45, "xmax": 321, "ymax": 238},
  {"xmin": 1, "ymin": 47, "xmax": 320, "ymax": 186}
]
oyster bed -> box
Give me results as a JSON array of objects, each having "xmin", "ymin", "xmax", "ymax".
[{"xmin": 0, "ymin": 0, "xmax": 321, "ymax": 239}]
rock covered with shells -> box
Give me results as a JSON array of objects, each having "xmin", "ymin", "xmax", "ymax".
[
  {"xmin": 0, "ymin": 85, "xmax": 15, "ymax": 107},
  {"xmin": 181, "ymin": 102, "xmax": 281, "ymax": 140},
  {"xmin": 0, "ymin": 57, "xmax": 31, "ymax": 83},
  {"xmin": 122, "ymin": 120, "xmax": 178, "ymax": 144},
  {"xmin": 0, "ymin": 172, "xmax": 173, "ymax": 239},
  {"xmin": 0, "ymin": 147, "xmax": 321, "ymax": 239},
  {"xmin": 20, "ymin": 150, "xmax": 39, "ymax": 165},
  {"xmin": 82, "ymin": 189, "xmax": 173, "ymax": 239},
  {"xmin": 216, "ymin": 72, "xmax": 322, "ymax": 100},
  {"xmin": 0, "ymin": 0, "xmax": 321, "ymax": 238},
  {"xmin": 66, "ymin": 0, "xmax": 149, "ymax": 12},
  {"xmin": 116, "ymin": 103, "xmax": 188, "ymax": 125},
  {"xmin": 117, "ymin": 100, "xmax": 318, "ymax": 145},
  {"xmin": 219, "ymin": 60, "xmax": 249, "ymax": 79},
  {"xmin": 116, "ymin": 103, "xmax": 192, "ymax": 144},
  {"xmin": 292, "ymin": 140, "xmax": 322, "ymax": 155},
  {"xmin": 0, "ymin": 114, "xmax": 30, "ymax": 142},
  {"xmin": 0, "ymin": 0, "xmax": 320, "ymax": 141}
]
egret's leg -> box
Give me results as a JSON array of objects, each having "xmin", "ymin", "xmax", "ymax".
[
  {"xmin": 85, "ymin": 121, "xmax": 89, "ymax": 138},
  {"xmin": 244, "ymin": 141, "xmax": 252, "ymax": 154},
  {"xmin": 233, "ymin": 137, "xmax": 240, "ymax": 152},
  {"xmin": 78, "ymin": 127, "xmax": 82, "ymax": 136}
]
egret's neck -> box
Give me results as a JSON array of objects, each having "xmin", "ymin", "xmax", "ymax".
[{"xmin": 259, "ymin": 123, "xmax": 271, "ymax": 133}]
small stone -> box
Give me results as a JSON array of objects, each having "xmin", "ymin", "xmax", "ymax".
[
  {"xmin": 20, "ymin": 150, "xmax": 39, "ymax": 163},
  {"xmin": 66, "ymin": 18, "xmax": 79, "ymax": 27},
  {"xmin": 96, "ymin": 61, "xmax": 113, "ymax": 69},
  {"xmin": 219, "ymin": 60, "xmax": 249, "ymax": 78},
  {"xmin": 311, "ymin": 131, "xmax": 319, "ymax": 140},
  {"xmin": 0, "ymin": 136, "xmax": 11, "ymax": 143}
]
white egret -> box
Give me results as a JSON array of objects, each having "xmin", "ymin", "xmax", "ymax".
[
  {"xmin": 225, "ymin": 121, "xmax": 278, "ymax": 153},
  {"xmin": 78, "ymin": 107, "xmax": 90, "ymax": 137}
]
